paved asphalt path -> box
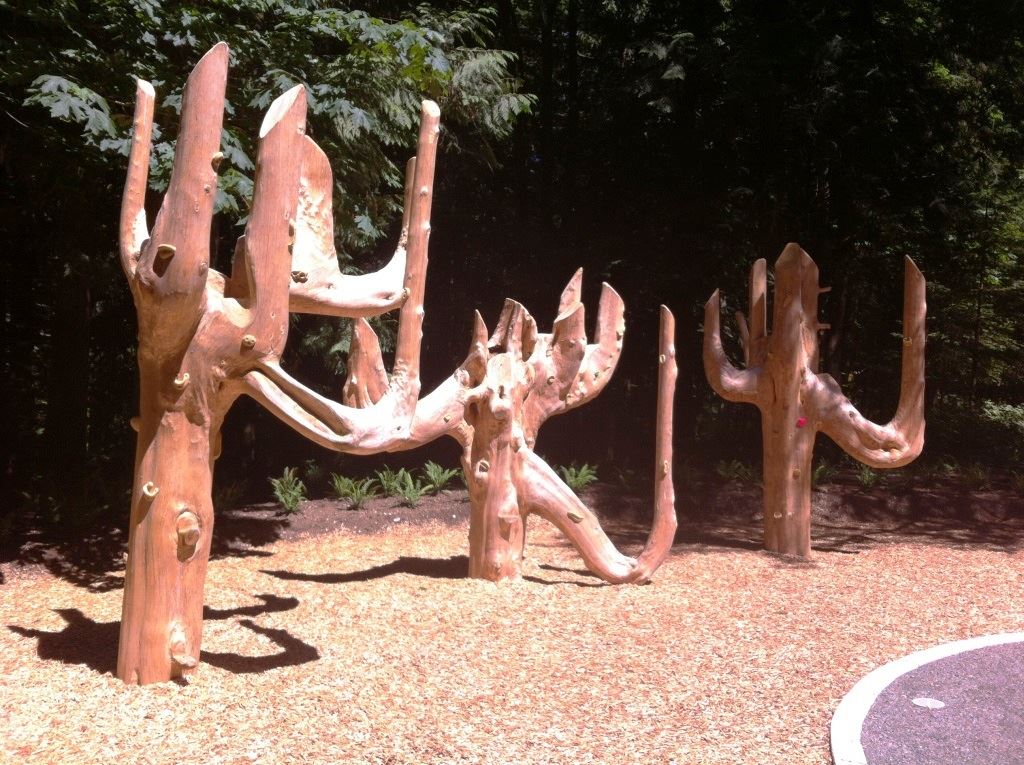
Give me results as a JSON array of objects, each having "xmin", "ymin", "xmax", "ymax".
[{"xmin": 860, "ymin": 641, "xmax": 1024, "ymax": 765}]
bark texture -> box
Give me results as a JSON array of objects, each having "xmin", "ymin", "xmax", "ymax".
[{"xmin": 703, "ymin": 243, "xmax": 926, "ymax": 557}]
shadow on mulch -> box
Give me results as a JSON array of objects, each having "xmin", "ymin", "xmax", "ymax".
[
  {"xmin": 262, "ymin": 554, "xmax": 469, "ymax": 584},
  {"xmin": 7, "ymin": 594, "xmax": 317, "ymax": 678},
  {"xmin": 3, "ymin": 481, "xmax": 1022, "ymax": 594},
  {"xmin": 0, "ymin": 509, "xmax": 288, "ymax": 594},
  {"xmin": 591, "ymin": 480, "xmax": 1024, "ymax": 557},
  {"xmin": 0, "ymin": 492, "xmax": 471, "ymax": 593}
]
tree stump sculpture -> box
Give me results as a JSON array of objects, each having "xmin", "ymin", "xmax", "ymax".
[
  {"xmin": 118, "ymin": 43, "xmax": 442, "ymax": 685},
  {"xmin": 338, "ymin": 273, "xmax": 679, "ymax": 583},
  {"xmin": 119, "ymin": 43, "xmax": 677, "ymax": 684},
  {"xmin": 703, "ymin": 243, "xmax": 926, "ymax": 557}
]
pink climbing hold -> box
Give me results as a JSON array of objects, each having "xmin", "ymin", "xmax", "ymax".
[{"xmin": 796, "ymin": 417, "xmax": 807, "ymax": 428}]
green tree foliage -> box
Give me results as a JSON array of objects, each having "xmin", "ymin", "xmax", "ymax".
[
  {"xmin": 3, "ymin": 0, "xmax": 1023, "ymax": 521},
  {"xmin": 438, "ymin": 0, "xmax": 1024, "ymax": 470},
  {"xmin": 0, "ymin": 0, "xmax": 530, "ymax": 508}
]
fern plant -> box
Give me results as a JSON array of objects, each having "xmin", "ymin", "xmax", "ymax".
[
  {"xmin": 329, "ymin": 473, "xmax": 355, "ymax": 500},
  {"xmin": 330, "ymin": 474, "xmax": 379, "ymax": 510},
  {"xmin": 375, "ymin": 466, "xmax": 404, "ymax": 497},
  {"xmin": 557, "ymin": 463, "xmax": 599, "ymax": 493},
  {"xmin": 855, "ymin": 464, "xmax": 881, "ymax": 489},
  {"xmin": 421, "ymin": 461, "xmax": 459, "ymax": 494},
  {"xmin": 396, "ymin": 471, "xmax": 428, "ymax": 507},
  {"xmin": 269, "ymin": 467, "xmax": 306, "ymax": 514},
  {"xmin": 811, "ymin": 459, "xmax": 838, "ymax": 488}
]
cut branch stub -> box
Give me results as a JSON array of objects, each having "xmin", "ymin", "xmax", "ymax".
[{"xmin": 702, "ymin": 244, "xmax": 925, "ymax": 557}]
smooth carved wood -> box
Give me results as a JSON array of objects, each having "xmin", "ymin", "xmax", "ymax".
[
  {"xmin": 118, "ymin": 43, "xmax": 445, "ymax": 684},
  {"xmin": 703, "ymin": 243, "xmax": 926, "ymax": 558},
  {"xmin": 339, "ymin": 274, "xmax": 678, "ymax": 583},
  {"xmin": 466, "ymin": 290, "xmax": 676, "ymax": 582}
]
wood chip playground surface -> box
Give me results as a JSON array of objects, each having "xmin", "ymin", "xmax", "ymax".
[{"xmin": 1, "ymin": 484, "xmax": 1022, "ymax": 765}]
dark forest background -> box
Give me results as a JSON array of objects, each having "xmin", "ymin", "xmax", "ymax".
[{"xmin": 2, "ymin": 0, "xmax": 1023, "ymax": 525}]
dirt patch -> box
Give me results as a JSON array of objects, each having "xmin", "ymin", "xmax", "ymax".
[{"xmin": 218, "ymin": 489, "xmax": 472, "ymax": 543}]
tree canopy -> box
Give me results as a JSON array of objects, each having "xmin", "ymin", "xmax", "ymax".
[{"xmin": 2, "ymin": 0, "xmax": 1022, "ymax": 520}]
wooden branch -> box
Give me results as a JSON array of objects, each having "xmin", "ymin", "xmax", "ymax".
[
  {"xmin": 119, "ymin": 79, "xmax": 154, "ymax": 282},
  {"xmin": 814, "ymin": 256, "xmax": 926, "ymax": 468},
  {"xmin": 517, "ymin": 274, "xmax": 624, "ymax": 439},
  {"xmin": 643, "ymin": 305, "xmax": 679, "ymax": 577},
  {"xmin": 517, "ymin": 307, "xmax": 677, "ymax": 583},
  {"xmin": 244, "ymin": 330, "xmax": 479, "ymax": 456},
  {"xmin": 137, "ymin": 42, "xmax": 227, "ymax": 303},
  {"xmin": 702, "ymin": 289, "xmax": 761, "ymax": 403},
  {"xmin": 240, "ymin": 372, "xmax": 355, "ymax": 452},
  {"xmin": 564, "ymin": 282, "xmax": 625, "ymax": 412},
  {"xmin": 522, "ymin": 452, "xmax": 640, "ymax": 581},
  {"xmin": 392, "ymin": 100, "xmax": 441, "ymax": 392},
  {"xmin": 557, "ymin": 267, "xmax": 583, "ymax": 314},
  {"xmin": 342, "ymin": 318, "xmax": 389, "ymax": 407},
  {"xmin": 244, "ymin": 85, "xmax": 307, "ymax": 358},
  {"xmin": 747, "ymin": 257, "xmax": 768, "ymax": 365},
  {"xmin": 287, "ymin": 137, "xmax": 409, "ymax": 318}
]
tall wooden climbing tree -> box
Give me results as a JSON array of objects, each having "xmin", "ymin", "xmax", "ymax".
[
  {"xmin": 117, "ymin": 43, "xmax": 442, "ymax": 684},
  {"xmin": 703, "ymin": 243, "xmax": 925, "ymax": 557}
]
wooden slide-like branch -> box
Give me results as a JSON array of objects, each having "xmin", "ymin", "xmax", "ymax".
[
  {"xmin": 520, "ymin": 306, "xmax": 677, "ymax": 583},
  {"xmin": 813, "ymin": 256, "xmax": 926, "ymax": 467},
  {"xmin": 285, "ymin": 139, "xmax": 411, "ymax": 318},
  {"xmin": 241, "ymin": 311, "xmax": 485, "ymax": 456},
  {"xmin": 703, "ymin": 289, "xmax": 761, "ymax": 404},
  {"xmin": 239, "ymin": 100, "xmax": 441, "ymax": 454}
]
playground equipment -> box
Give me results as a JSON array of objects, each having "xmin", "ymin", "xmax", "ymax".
[
  {"xmin": 703, "ymin": 243, "xmax": 925, "ymax": 557},
  {"xmin": 117, "ymin": 44, "xmax": 677, "ymax": 684},
  {"xmin": 117, "ymin": 42, "xmax": 441, "ymax": 685},
  {"xmin": 342, "ymin": 282, "xmax": 678, "ymax": 583}
]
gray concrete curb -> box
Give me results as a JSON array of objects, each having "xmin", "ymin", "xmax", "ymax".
[{"xmin": 830, "ymin": 632, "xmax": 1024, "ymax": 765}]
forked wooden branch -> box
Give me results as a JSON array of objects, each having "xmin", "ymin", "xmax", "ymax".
[
  {"xmin": 284, "ymin": 144, "xmax": 412, "ymax": 318},
  {"xmin": 812, "ymin": 257, "xmax": 926, "ymax": 466},
  {"xmin": 702, "ymin": 244, "xmax": 925, "ymax": 557}
]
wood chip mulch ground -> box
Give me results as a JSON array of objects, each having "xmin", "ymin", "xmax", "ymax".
[{"xmin": 1, "ymin": 482, "xmax": 1022, "ymax": 764}]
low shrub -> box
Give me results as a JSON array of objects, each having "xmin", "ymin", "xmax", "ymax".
[{"xmin": 269, "ymin": 467, "xmax": 306, "ymax": 513}]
